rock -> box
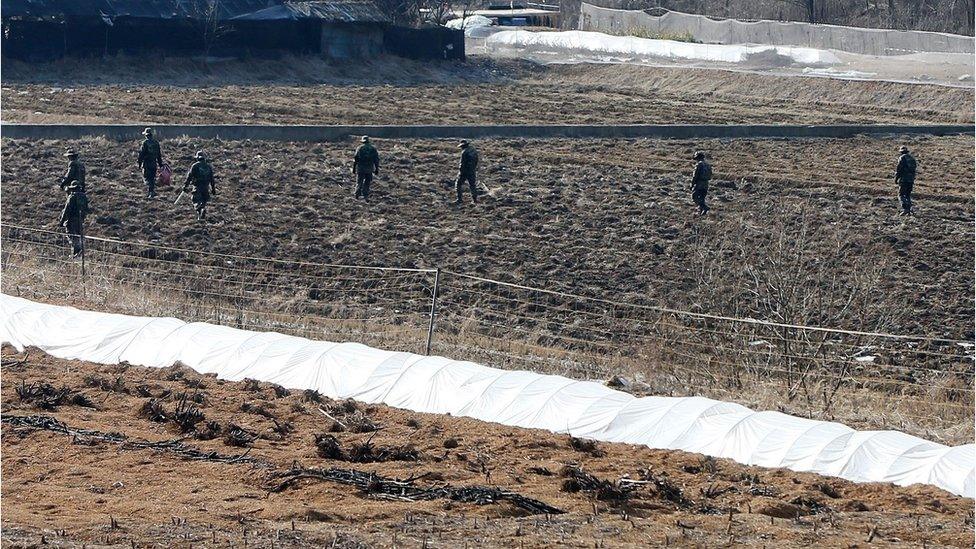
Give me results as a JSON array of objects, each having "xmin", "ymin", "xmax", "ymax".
[
  {"xmin": 838, "ymin": 499, "xmax": 871, "ymax": 512},
  {"xmin": 606, "ymin": 375, "xmax": 631, "ymax": 389},
  {"xmin": 751, "ymin": 497, "xmax": 801, "ymax": 519}
]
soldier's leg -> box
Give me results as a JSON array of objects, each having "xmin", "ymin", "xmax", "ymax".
[
  {"xmin": 467, "ymin": 174, "xmax": 478, "ymax": 203},
  {"xmin": 362, "ymin": 173, "xmax": 373, "ymax": 200},
  {"xmin": 700, "ymin": 189, "xmax": 709, "ymax": 213},
  {"xmin": 455, "ymin": 174, "xmax": 464, "ymax": 204},
  {"xmin": 355, "ymin": 172, "xmax": 365, "ymax": 199},
  {"xmin": 900, "ymin": 183, "xmax": 912, "ymax": 214},
  {"xmin": 144, "ymin": 165, "xmax": 158, "ymax": 197}
]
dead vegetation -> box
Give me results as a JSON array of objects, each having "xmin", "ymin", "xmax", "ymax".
[
  {"xmin": 1, "ymin": 351, "xmax": 973, "ymax": 547},
  {"xmin": 2, "ymin": 59, "xmax": 972, "ymax": 124}
]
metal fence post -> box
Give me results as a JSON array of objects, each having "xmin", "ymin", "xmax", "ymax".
[{"xmin": 425, "ymin": 268, "xmax": 441, "ymax": 356}]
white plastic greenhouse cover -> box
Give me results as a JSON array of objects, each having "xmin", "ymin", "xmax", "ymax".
[
  {"xmin": 486, "ymin": 30, "xmax": 842, "ymax": 66},
  {"xmin": 1, "ymin": 294, "xmax": 972, "ymax": 498}
]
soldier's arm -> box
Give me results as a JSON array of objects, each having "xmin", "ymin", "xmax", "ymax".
[
  {"xmin": 138, "ymin": 142, "xmax": 147, "ymax": 167},
  {"xmin": 373, "ymin": 149, "xmax": 380, "ymax": 174},
  {"xmin": 691, "ymin": 163, "xmax": 702, "ymax": 188}
]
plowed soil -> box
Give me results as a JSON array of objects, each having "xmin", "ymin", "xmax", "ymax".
[
  {"xmin": 2, "ymin": 57, "xmax": 973, "ymax": 125},
  {"xmin": 2, "ymin": 349, "xmax": 973, "ymax": 548},
  {"xmin": 1, "ymin": 134, "xmax": 972, "ymax": 340}
]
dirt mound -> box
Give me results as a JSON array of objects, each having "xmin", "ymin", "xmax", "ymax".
[{"xmin": 2, "ymin": 349, "xmax": 972, "ymax": 547}]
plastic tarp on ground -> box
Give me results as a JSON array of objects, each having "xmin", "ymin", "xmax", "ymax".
[
  {"xmin": 579, "ymin": 3, "xmax": 975, "ymax": 56},
  {"xmin": 485, "ymin": 29, "xmax": 841, "ymax": 65},
  {"xmin": 1, "ymin": 293, "xmax": 972, "ymax": 498}
]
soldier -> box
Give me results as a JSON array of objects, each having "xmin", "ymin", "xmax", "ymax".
[
  {"xmin": 138, "ymin": 127, "xmax": 165, "ymax": 198},
  {"xmin": 352, "ymin": 135, "xmax": 380, "ymax": 201},
  {"xmin": 895, "ymin": 145, "xmax": 917, "ymax": 216},
  {"xmin": 690, "ymin": 150, "xmax": 712, "ymax": 215},
  {"xmin": 58, "ymin": 149, "xmax": 86, "ymax": 193},
  {"xmin": 456, "ymin": 140, "xmax": 479, "ymax": 205},
  {"xmin": 58, "ymin": 182, "xmax": 90, "ymax": 257},
  {"xmin": 183, "ymin": 151, "xmax": 216, "ymax": 220}
]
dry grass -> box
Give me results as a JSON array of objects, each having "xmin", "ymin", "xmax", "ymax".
[{"xmin": 2, "ymin": 56, "xmax": 972, "ymax": 124}]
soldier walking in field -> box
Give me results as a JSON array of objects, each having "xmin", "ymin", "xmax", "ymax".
[
  {"xmin": 895, "ymin": 145, "xmax": 917, "ymax": 216},
  {"xmin": 352, "ymin": 136, "xmax": 380, "ymax": 201},
  {"xmin": 138, "ymin": 127, "xmax": 165, "ymax": 198},
  {"xmin": 183, "ymin": 151, "xmax": 216, "ymax": 220},
  {"xmin": 455, "ymin": 140, "xmax": 479, "ymax": 205},
  {"xmin": 58, "ymin": 149, "xmax": 86, "ymax": 193},
  {"xmin": 58, "ymin": 182, "xmax": 90, "ymax": 257},
  {"xmin": 690, "ymin": 150, "xmax": 712, "ymax": 215}
]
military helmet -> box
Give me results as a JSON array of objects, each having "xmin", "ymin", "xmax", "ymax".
[
  {"xmin": 195, "ymin": 151, "xmax": 206, "ymax": 160},
  {"xmin": 63, "ymin": 149, "xmax": 79, "ymax": 157},
  {"xmin": 142, "ymin": 127, "xmax": 154, "ymax": 136},
  {"xmin": 458, "ymin": 140, "xmax": 469, "ymax": 148},
  {"xmin": 899, "ymin": 145, "xmax": 909, "ymax": 154},
  {"xmin": 361, "ymin": 135, "xmax": 369, "ymax": 142},
  {"xmin": 693, "ymin": 151, "xmax": 705, "ymax": 160}
]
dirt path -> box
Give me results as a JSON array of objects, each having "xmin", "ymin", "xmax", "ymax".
[
  {"xmin": 2, "ymin": 349, "xmax": 972, "ymax": 547},
  {"xmin": 2, "ymin": 57, "xmax": 972, "ymax": 125}
]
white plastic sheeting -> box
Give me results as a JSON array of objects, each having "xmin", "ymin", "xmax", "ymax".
[
  {"xmin": 1, "ymin": 293, "xmax": 972, "ymax": 498},
  {"xmin": 486, "ymin": 29, "xmax": 841, "ymax": 65},
  {"xmin": 445, "ymin": 15, "xmax": 492, "ymax": 31}
]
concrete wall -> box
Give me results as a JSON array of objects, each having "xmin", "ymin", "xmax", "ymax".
[{"xmin": 1, "ymin": 124, "xmax": 971, "ymax": 142}]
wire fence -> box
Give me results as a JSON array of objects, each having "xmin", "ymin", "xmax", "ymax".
[{"xmin": 2, "ymin": 223, "xmax": 973, "ymax": 443}]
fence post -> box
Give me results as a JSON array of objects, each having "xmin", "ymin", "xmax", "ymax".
[{"xmin": 425, "ymin": 268, "xmax": 441, "ymax": 356}]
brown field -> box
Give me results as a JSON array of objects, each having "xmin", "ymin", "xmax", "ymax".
[
  {"xmin": 2, "ymin": 56, "xmax": 973, "ymax": 125},
  {"xmin": 2, "ymin": 349, "xmax": 973, "ymax": 548},
  {"xmin": 2, "ymin": 134, "xmax": 972, "ymax": 340}
]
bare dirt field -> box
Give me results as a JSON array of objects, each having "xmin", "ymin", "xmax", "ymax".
[
  {"xmin": 2, "ymin": 134, "xmax": 972, "ymax": 340},
  {"xmin": 2, "ymin": 349, "xmax": 973, "ymax": 548},
  {"xmin": 2, "ymin": 56, "xmax": 973, "ymax": 125}
]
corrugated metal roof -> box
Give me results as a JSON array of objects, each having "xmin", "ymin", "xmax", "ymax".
[
  {"xmin": 2, "ymin": 0, "xmax": 280, "ymax": 20},
  {"xmin": 231, "ymin": 2, "xmax": 389, "ymax": 23}
]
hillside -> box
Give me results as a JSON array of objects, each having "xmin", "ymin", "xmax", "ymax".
[{"xmin": 2, "ymin": 349, "xmax": 973, "ymax": 547}]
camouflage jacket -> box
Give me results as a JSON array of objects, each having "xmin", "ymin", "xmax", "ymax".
[
  {"xmin": 185, "ymin": 161, "xmax": 215, "ymax": 191},
  {"xmin": 691, "ymin": 160, "xmax": 712, "ymax": 190},
  {"xmin": 896, "ymin": 153, "xmax": 916, "ymax": 184},
  {"xmin": 60, "ymin": 160, "xmax": 86, "ymax": 192},
  {"xmin": 139, "ymin": 138, "xmax": 163, "ymax": 168},
  {"xmin": 353, "ymin": 143, "xmax": 380, "ymax": 173},
  {"xmin": 459, "ymin": 147, "xmax": 479, "ymax": 175}
]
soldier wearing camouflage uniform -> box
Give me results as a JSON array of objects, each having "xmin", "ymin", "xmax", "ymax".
[
  {"xmin": 58, "ymin": 149, "xmax": 86, "ymax": 193},
  {"xmin": 183, "ymin": 151, "xmax": 216, "ymax": 220},
  {"xmin": 138, "ymin": 127, "xmax": 165, "ymax": 198},
  {"xmin": 58, "ymin": 182, "xmax": 90, "ymax": 257},
  {"xmin": 455, "ymin": 140, "xmax": 479, "ymax": 205},
  {"xmin": 895, "ymin": 145, "xmax": 917, "ymax": 216},
  {"xmin": 352, "ymin": 135, "xmax": 380, "ymax": 201},
  {"xmin": 690, "ymin": 151, "xmax": 712, "ymax": 215}
]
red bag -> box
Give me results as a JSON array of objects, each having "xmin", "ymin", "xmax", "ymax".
[{"xmin": 157, "ymin": 163, "xmax": 173, "ymax": 187}]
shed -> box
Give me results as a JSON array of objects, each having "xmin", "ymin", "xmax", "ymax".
[{"xmin": 232, "ymin": 1, "xmax": 390, "ymax": 58}]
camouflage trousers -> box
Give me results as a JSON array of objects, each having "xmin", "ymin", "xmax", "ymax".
[
  {"xmin": 456, "ymin": 172, "xmax": 477, "ymax": 203},
  {"xmin": 64, "ymin": 219, "xmax": 84, "ymax": 255},
  {"xmin": 143, "ymin": 164, "xmax": 158, "ymax": 195},
  {"xmin": 355, "ymin": 171, "xmax": 373, "ymax": 200},
  {"xmin": 899, "ymin": 182, "xmax": 913, "ymax": 213},
  {"xmin": 692, "ymin": 188, "xmax": 709, "ymax": 213}
]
